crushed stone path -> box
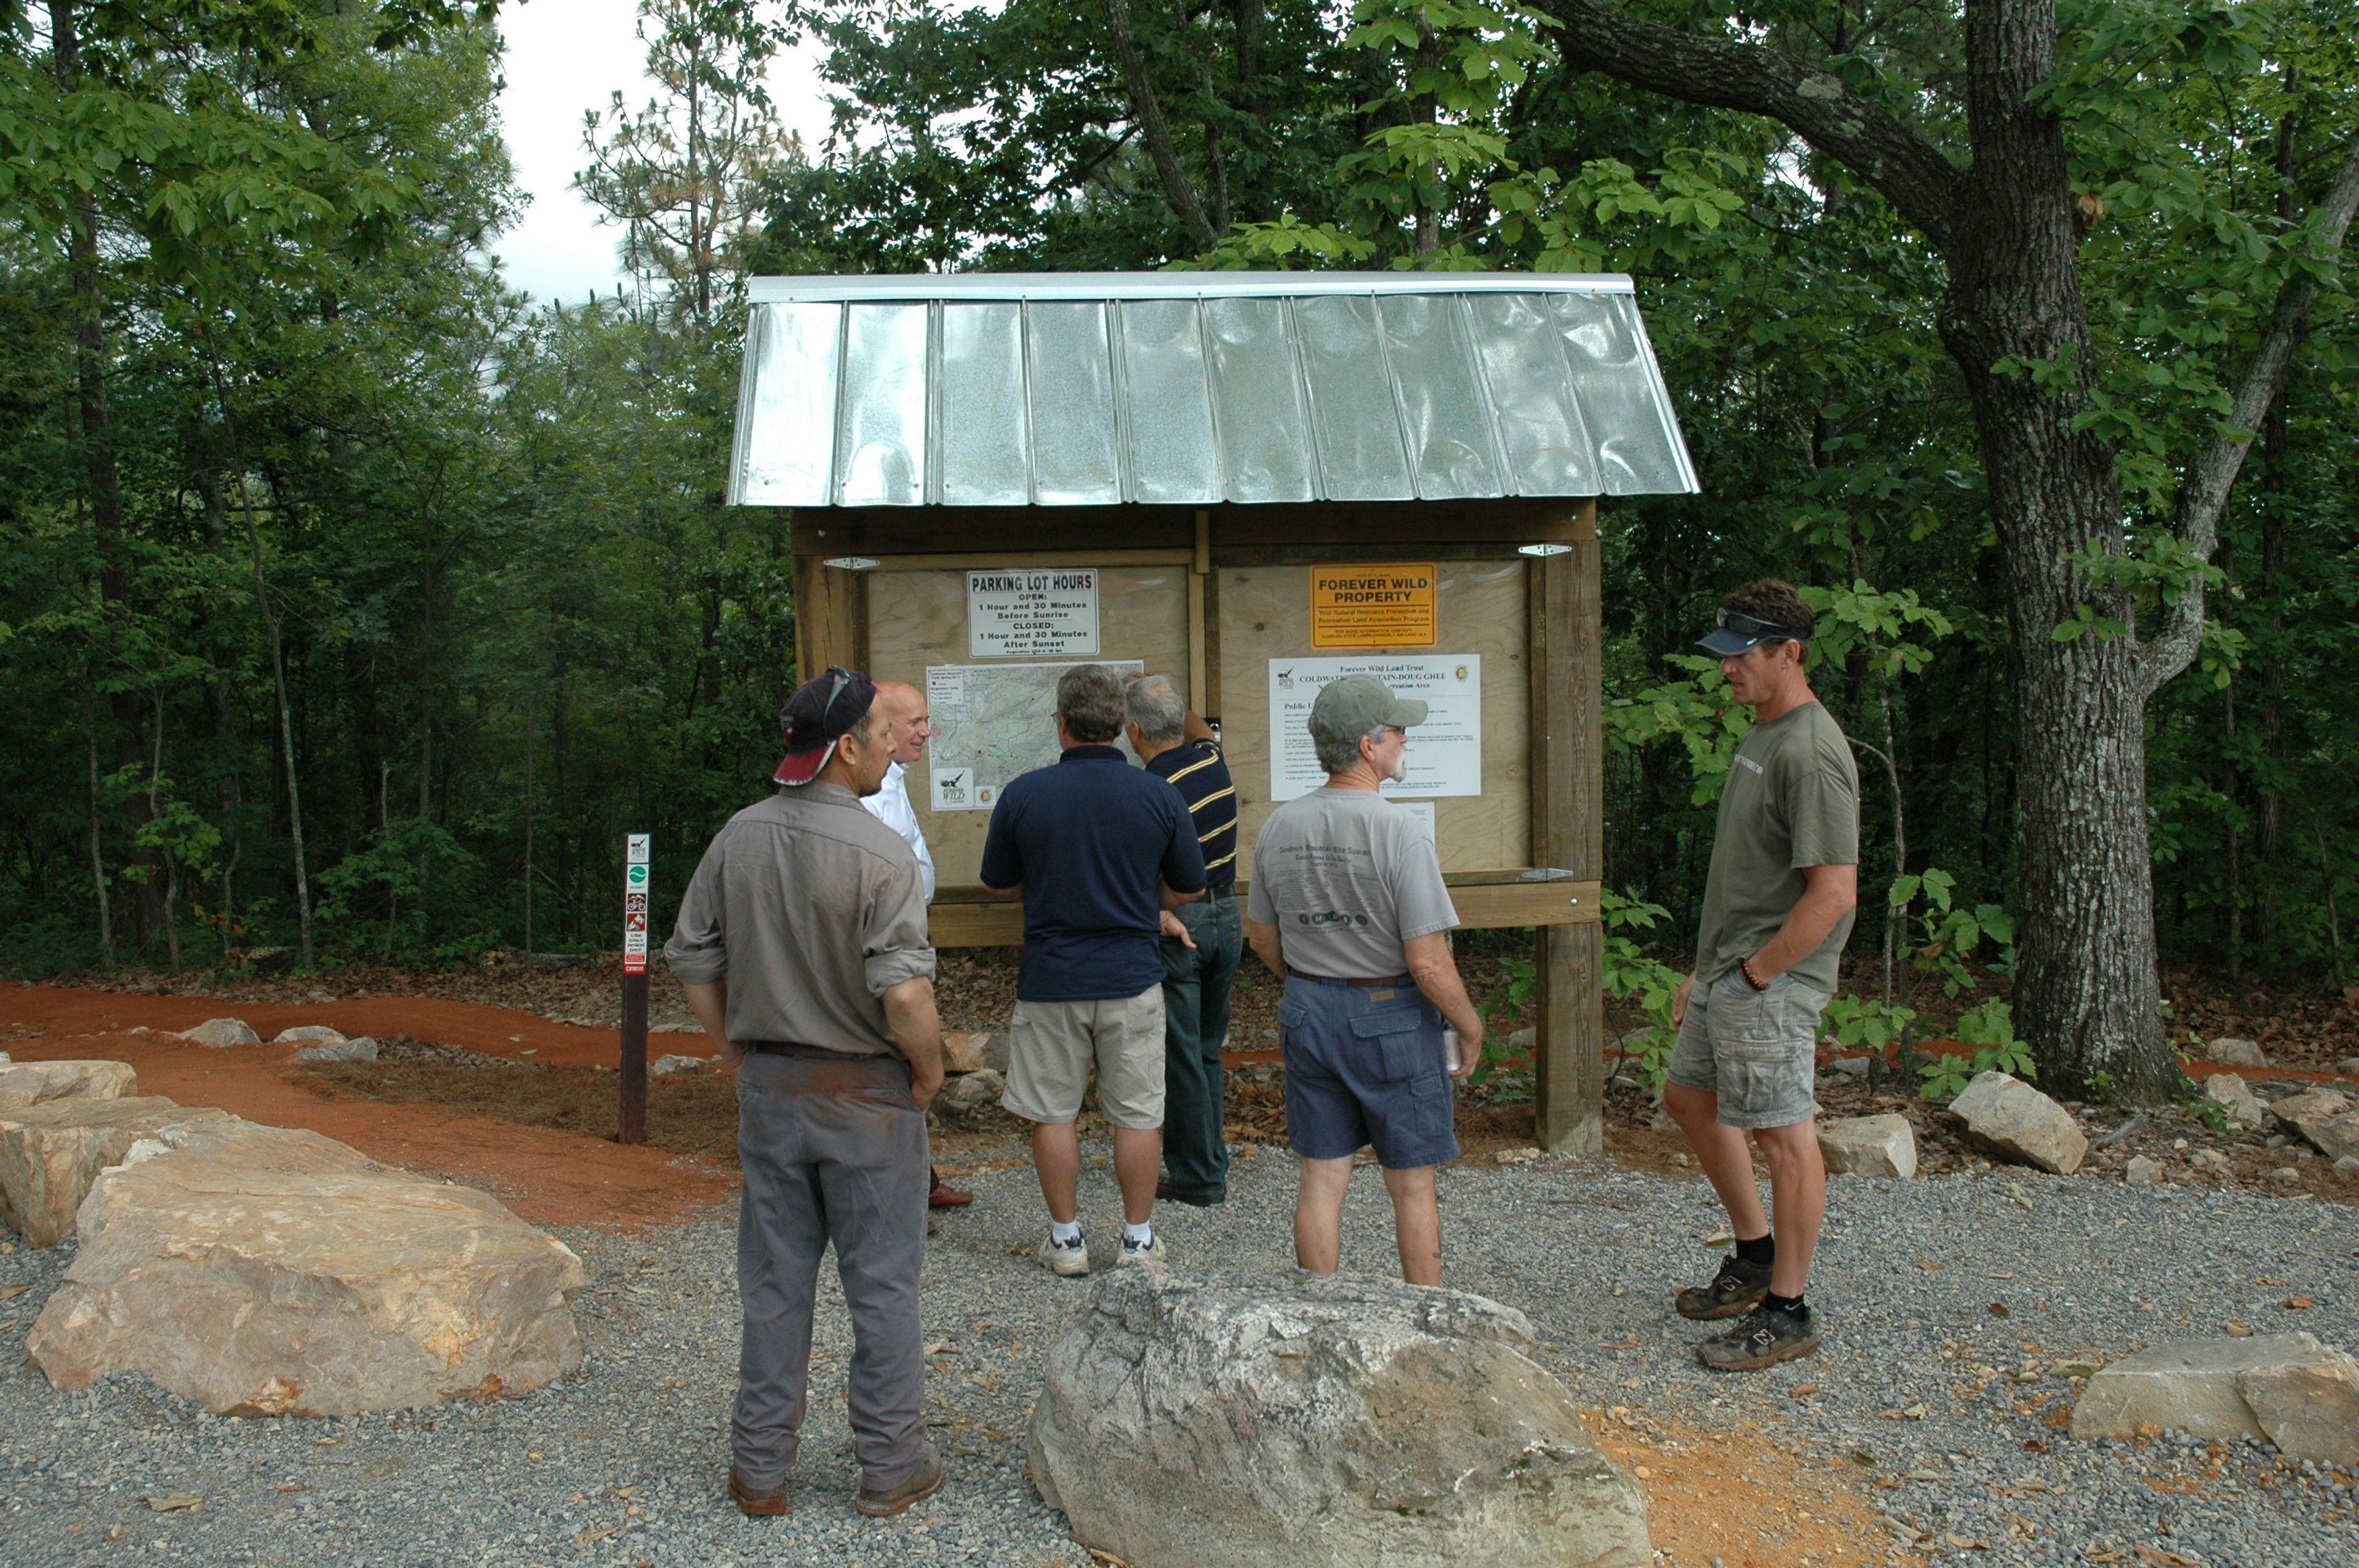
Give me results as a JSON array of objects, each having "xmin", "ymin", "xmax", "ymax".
[{"xmin": 4, "ymin": 1145, "xmax": 2357, "ymax": 1566}]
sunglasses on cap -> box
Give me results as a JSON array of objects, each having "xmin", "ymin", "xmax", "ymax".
[{"xmin": 1696, "ymin": 607, "xmax": 1810, "ymax": 657}]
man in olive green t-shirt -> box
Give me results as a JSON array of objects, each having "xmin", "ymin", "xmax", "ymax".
[{"xmin": 1664, "ymin": 580, "xmax": 1859, "ymax": 1372}]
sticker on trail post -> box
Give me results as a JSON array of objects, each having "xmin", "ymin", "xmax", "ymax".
[{"xmin": 626, "ymin": 833, "xmax": 650, "ymax": 865}]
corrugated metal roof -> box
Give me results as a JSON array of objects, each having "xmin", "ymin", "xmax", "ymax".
[{"xmin": 729, "ymin": 272, "xmax": 1699, "ymax": 507}]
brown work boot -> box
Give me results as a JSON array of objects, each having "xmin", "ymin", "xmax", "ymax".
[
  {"xmin": 854, "ymin": 1445, "xmax": 945, "ymax": 1518},
  {"xmin": 727, "ymin": 1464, "xmax": 788, "ymax": 1518}
]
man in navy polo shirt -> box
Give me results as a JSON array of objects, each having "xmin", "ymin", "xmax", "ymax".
[{"xmin": 981, "ymin": 664, "xmax": 1208, "ymax": 1277}]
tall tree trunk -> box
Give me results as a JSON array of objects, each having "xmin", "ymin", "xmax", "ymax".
[
  {"xmin": 196, "ymin": 464, "xmax": 242, "ymax": 956},
  {"xmin": 52, "ymin": 0, "xmax": 160, "ymax": 950},
  {"xmin": 147, "ymin": 693, "xmax": 181, "ymax": 973},
  {"xmin": 1103, "ymin": 0, "xmax": 1221, "ymax": 249},
  {"xmin": 240, "ymin": 487, "xmax": 315, "ymax": 970},
  {"xmin": 84, "ymin": 671, "xmax": 114, "ymax": 969}
]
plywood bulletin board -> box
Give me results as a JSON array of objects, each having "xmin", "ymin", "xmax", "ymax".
[
  {"xmin": 866, "ymin": 562, "xmax": 1192, "ymax": 887},
  {"xmin": 1215, "ymin": 560, "xmax": 1530, "ymax": 873}
]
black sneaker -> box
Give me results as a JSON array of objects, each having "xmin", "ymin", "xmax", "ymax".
[
  {"xmin": 1673, "ymin": 1254, "xmax": 1772, "ymax": 1320},
  {"xmin": 1697, "ymin": 1305, "xmax": 1821, "ymax": 1371}
]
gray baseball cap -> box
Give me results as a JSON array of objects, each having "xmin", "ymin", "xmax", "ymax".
[{"xmin": 1309, "ymin": 674, "xmax": 1426, "ymax": 745}]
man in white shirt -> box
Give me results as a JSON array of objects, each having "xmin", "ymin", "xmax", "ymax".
[
  {"xmin": 864, "ymin": 680, "xmax": 966, "ymax": 1210},
  {"xmin": 861, "ymin": 681, "xmax": 937, "ymax": 903}
]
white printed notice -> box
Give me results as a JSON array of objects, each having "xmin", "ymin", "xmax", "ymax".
[
  {"xmin": 967, "ymin": 568, "xmax": 1100, "ymax": 658},
  {"xmin": 926, "ymin": 660, "xmax": 1144, "ymax": 811},
  {"xmin": 1267, "ymin": 655, "xmax": 1482, "ymax": 802}
]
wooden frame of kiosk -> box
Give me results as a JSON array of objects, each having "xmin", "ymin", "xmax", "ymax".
[{"xmin": 734, "ymin": 274, "xmax": 1699, "ymax": 1156}]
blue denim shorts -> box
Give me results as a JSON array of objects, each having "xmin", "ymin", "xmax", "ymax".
[{"xmin": 1278, "ymin": 975, "xmax": 1459, "ymax": 1169}]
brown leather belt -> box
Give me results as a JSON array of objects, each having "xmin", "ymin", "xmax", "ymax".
[{"xmin": 1286, "ymin": 967, "xmax": 1412, "ymax": 989}]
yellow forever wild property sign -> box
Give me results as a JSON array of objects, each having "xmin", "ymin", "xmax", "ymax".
[{"xmin": 1309, "ymin": 563, "xmax": 1439, "ymax": 649}]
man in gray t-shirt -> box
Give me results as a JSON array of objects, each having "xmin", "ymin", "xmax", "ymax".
[
  {"xmin": 1247, "ymin": 674, "xmax": 1484, "ymax": 1286},
  {"xmin": 1665, "ymin": 580, "xmax": 1860, "ymax": 1375}
]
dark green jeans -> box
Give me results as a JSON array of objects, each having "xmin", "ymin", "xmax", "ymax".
[{"xmin": 1159, "ymin": 887, "xmax": 1243, "ymax": 1200}]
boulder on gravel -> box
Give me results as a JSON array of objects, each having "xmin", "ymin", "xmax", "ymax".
[
  {"xmin": 0, "ymin": 1096, "xmax": 232, "ymax": 1246},
  {"xmin": 647, "ymin": 1053, "xmax": 705, "ymax": 1076},
  {"xmin": 2070, "ymin": 1333, "xmax": 2359, "ymax": 1465},
  {"xmin": 272, "ymin": 1025, "xmax": 346, "ymax": 1045},
  {"xmin": 2206, "ymin": 1036, "xmax": 2269, "ymax": 1067},
  {"xmin": 1817, "ymin": 1114, "xmax": 1917, "ymax": 1178},
  {"xmin": 293, "ymin": 1035, "xmax": 378, "ymax": 1064},
  {"xmin": 1028, "ymin": 1268, "xmax": 1650, "ymax": 1568},
  {"xmin": 2269, "ymin": 1089, "xmax": 2359, "ymax": 1163},
  {"xmin": 0, "ymin": 1059, "xmax": 137, "ymax": 1112},
  {"xmin": 28, "ymin": 1118, "xmax": 585, "ymax": 1416},
  {"xmin": 931, "ymin": 1067, "xmax": 1013, "ymax": 1126},
  {"xmin": 2202, "ymin": 1074, "xmax": 2266, "ymax": 1130},
  {"xmin": 1948, "ymin": 1071, "xmax": 2088, "ymax": 1174},
  {"xmin": 176, "ymin": 1018, "xmax": 260, "ymax": 1048},
  {"xmin": 939, "ymin": 1031, "xmax": 991, "ymax": 1074},
  {"xmin": 2124, "ymin": 1155, "xmax": 2162, "ymax": 1186}
]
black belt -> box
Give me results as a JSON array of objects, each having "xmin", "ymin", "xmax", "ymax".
[
  {"xmin": 1286, "ymin": 968, "xmax": 1413, "ymax": 989},
  {"xmin": 748, "ymin": 1040, "xmax": 855, "ymax": 1059},
  {"xmin": 1199, "ymin": 884, "xmax": 1237, "ymax": 899}
]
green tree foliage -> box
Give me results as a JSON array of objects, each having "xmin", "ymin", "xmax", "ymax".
[
  {"xmin": 2, "ymin": 0, "xmax": 2355, "ymax": 1048},
  {"xmin": 0, "ymin": 1, "xmax": 792, "ymax": 970},
  {"xmin": 755, "ymin": 0, "xmax": 2359, "ymax": 1052}
]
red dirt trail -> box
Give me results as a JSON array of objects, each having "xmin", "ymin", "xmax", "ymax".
[{"xmin": 0, "ymin": 983, "xmax": 733, "ymax": 1230}]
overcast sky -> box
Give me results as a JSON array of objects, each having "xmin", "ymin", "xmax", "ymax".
[{"xmin": 490, "ymin": 1, "xmax": 833, "ymax": 305}]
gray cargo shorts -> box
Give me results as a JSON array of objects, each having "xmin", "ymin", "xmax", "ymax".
[{"xmin": 1666, "ymin": 967, "xmax": 1831, "ymax": 1130}]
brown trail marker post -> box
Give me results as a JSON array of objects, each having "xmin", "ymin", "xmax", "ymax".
[
  {"xmin": 619, "ymin": 832, "xmax": 650, "ymax": 1144},
  {"xmin": 732, "ymin": 274, "xmax": 1697, "ymax": 1154}
]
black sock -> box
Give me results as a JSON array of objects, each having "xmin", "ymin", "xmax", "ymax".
[
  {"xmin": 1764, "ymin": 1290, "xmax": 1808, "ymax": 1317},
  {"xmin": 1735, "ymin": 1232, "xmax": 1775, "ymax": 1268}
]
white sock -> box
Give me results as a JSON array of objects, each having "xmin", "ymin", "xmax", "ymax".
[
  {"xmin": 1049, "ymin": 1219, "xmax": 1082, "ymax": 1246},
  {"xmin": 1123, "ymin": 1220, "xmax": 1153, "ymax": 1248}
]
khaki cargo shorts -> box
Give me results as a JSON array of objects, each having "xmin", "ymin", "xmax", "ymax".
[
  {"xmin": 1666, "ymin": 968, "xmax": 1830, "ymax": 1129},
  {"xmin": 1001, "ymin": 984, "xmax": 1167, "ymax": 1131}
]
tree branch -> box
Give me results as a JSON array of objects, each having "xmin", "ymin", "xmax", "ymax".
[
  {"xmin": 1100, "ymin": 0, "xmax": 1220, "ymax": 249},
  {"xmin": 2140, "ymin": 131, "xmax": 2359, "ymax": 695},
  {"xmin": 1535, "ymin": 0, "xmax": 1966, "ymax": 254}
]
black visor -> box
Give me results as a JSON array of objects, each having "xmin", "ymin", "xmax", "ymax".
[{"xmin": 1697, "ymin": 607, "xmax": 1809, "ymax": 657}]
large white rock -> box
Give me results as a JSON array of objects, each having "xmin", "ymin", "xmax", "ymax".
[
  {"xmin": 0, "ymin": 1059, "xmax": 137, "ymax": 1112},
  {"xmin": 0, "ymin": 1096, "xmax": 232, "ymax": 1246},
  {"xmin": 2207, "ymin": 1037, "xmax": 2269, "ymax": 1067},
  {"xmin": 28, "ymin": 1119, "xmax": 586, "ymax": 1416},
  {"xmin": 2071, "ymin": 1333, "xmax": 2359, "ymax": 1464},
  {"xmin": 272, "ymin": 1025, "xmax": 347, "ymax": 1045},
  {"xmin": 1817, "ymin": 1114, "xmax": 1917, "ymax": 1178},
  {"xmin": 1028, "ymin": 1269, "xmax": 1650, "ymax": 1568},
  {"xmin": 2202, "ymin": 1073, "xmax": 2266, "ymax": 1130},
  {"xmin": 293, "ymin": 1035, "xmax": 378, "ymax": 1064},
  {"xmin": 1948, "ymin": 1071, "xmax": 2088, "ymax": 1174},
  {"xmin": 2271, "ymin": 1089, "xmax": 2359, "ymax": 1162},
  {"xmin": 176, "ymin": 1018, "xmax": 260, "ymax": 1048}
]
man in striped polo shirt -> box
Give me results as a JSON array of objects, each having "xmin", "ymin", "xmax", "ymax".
[{"xmin": 1125, "ymin": 674, "xmax": 1242, "ymax": 1207}]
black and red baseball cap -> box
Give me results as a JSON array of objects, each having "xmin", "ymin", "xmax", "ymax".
[{"xmin": 773, "ymin": 667, "xmax": 877, "ymax": 786}]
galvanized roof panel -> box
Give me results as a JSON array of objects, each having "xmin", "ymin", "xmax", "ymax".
[{"xmin": 730, "ymin": 272, "xmax": 1699, "ymax": 507}]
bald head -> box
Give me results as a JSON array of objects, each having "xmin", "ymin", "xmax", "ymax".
[{"xmin": 874, "ymin": 681, "xmax": 930, "ymax": 767}]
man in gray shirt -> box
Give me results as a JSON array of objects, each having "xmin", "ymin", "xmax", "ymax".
[
  {"xmin": 1246, "ymin": 674, "xmax": 1483, "ymax": 1285},
  {"xmin": 1666, "ymin": 580, "xmax": 1859, "ymax": 1373},
  {"xmin": 667, "ymin": 667, "xmax": 948, "ymax": 1519}
]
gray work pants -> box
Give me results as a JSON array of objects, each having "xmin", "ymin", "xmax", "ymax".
[{"xmin": 733, "ymin": 1047, "xmax": 931, "ymax": 1491}]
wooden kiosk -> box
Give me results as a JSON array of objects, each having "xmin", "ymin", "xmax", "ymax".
[{"xmin": 730, "ymin": 273, "xmax": 1698, "ymax": 1153}]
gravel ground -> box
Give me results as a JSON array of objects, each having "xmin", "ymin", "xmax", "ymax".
[{"xmin": 5, "ymin": 1149, "xmax": 2358, "ymax": 1567}]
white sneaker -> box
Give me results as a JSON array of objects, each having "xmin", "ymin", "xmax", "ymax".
[
  {"xmin": 1038, "ymin": 1234, "xmax": 1090, "ymax": 1278},
  {"xmin": 1117, "ymin": 1233, "xmax": 1169, "ymax": 1268}
]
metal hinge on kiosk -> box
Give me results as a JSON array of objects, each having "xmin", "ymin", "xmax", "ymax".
[{"xmin": 1520, "ymin": 867, "xmax": 1579, "ymax": 906}]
